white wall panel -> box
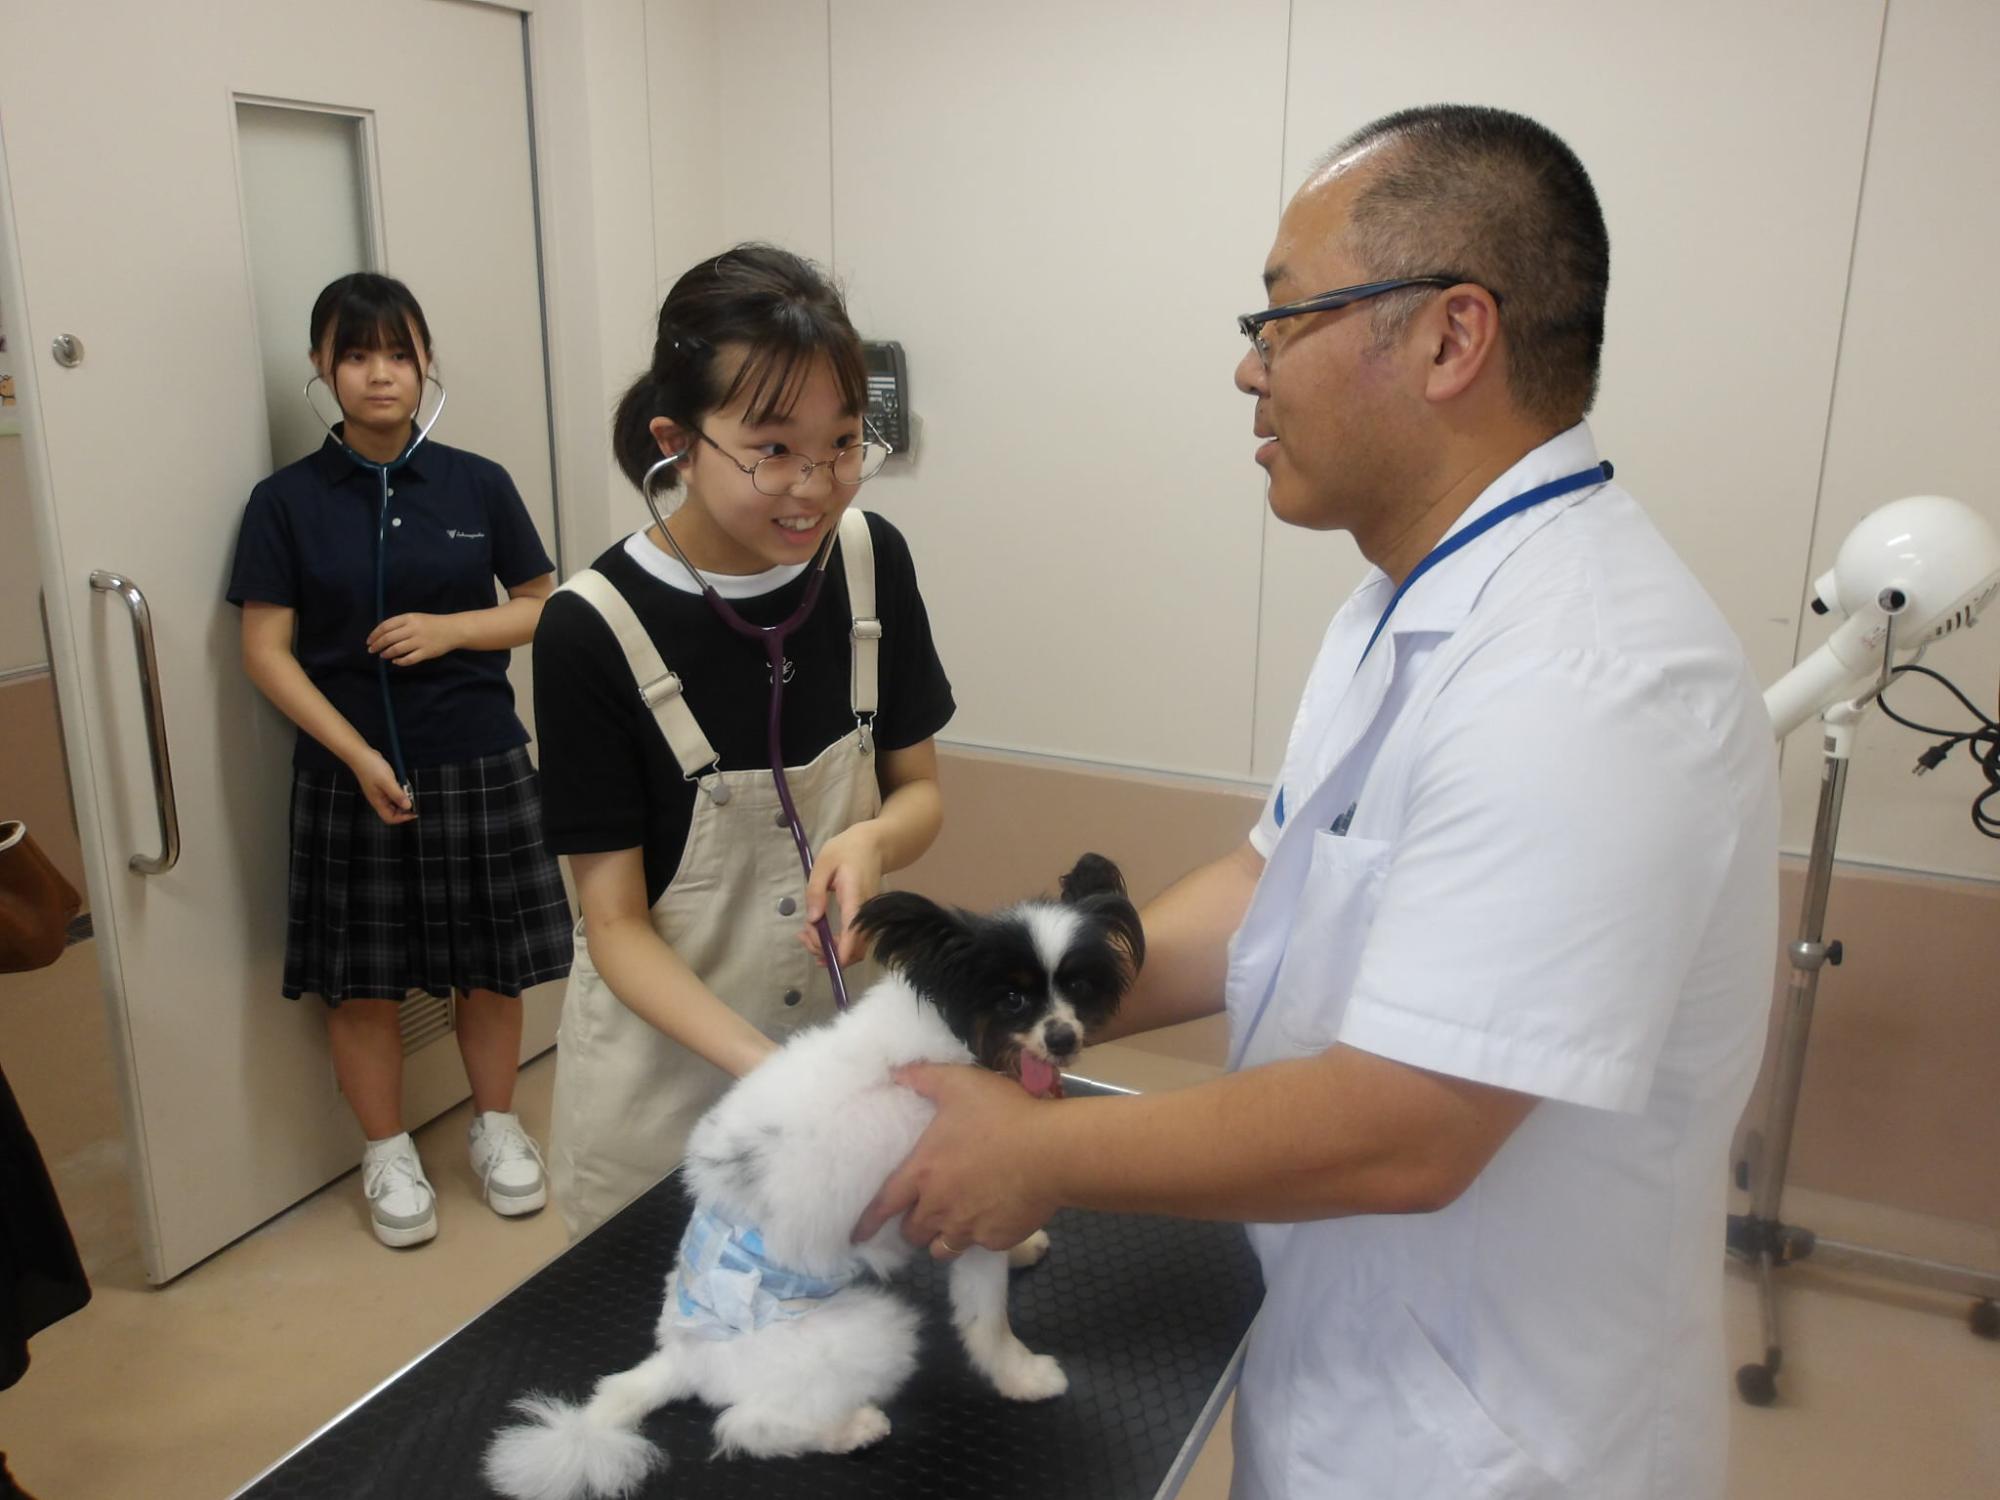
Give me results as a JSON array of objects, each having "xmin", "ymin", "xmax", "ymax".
[
  {"xmin": 647, "ymin": 0, "xmax": 834, "ymax": 293},
  {"xmin": 828, "ymin": 0, "xmax": 1288, "ymax": 774},
  {"xmin": 653, "ymin": 2, "xmax": 1995, "ymax": 881},
  {"xmin": 1253, "ymin": 0, "xmax": 1886, "ymax": 776},
  {"xmin": 1776, "ymin": 0, "xmax": 2000, "ymax": 879}
]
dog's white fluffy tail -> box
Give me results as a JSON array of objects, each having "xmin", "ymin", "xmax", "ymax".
[{"xmin": 483, "ymin": 1349, "xmax": 687, "ymax": 1500}]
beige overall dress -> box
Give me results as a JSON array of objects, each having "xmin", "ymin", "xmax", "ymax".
[{"xmin": 548, "ymin": 507, "xmax": 885, "ymax": 1237}]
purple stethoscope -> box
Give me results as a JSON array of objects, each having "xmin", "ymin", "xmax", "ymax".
[{"xmin": 639, "ymin": 450, "xmax": 856, "ymax": 1010}]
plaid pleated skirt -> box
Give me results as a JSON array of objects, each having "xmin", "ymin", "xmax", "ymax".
[{"xmin": 283, "ymin": 745, "xmax": 574, "ymax": 1005}]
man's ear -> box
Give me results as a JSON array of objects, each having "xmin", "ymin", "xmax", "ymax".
[{"xmin": 1424, "ymin": 285, "xmax": 1504, "ymax": 404}]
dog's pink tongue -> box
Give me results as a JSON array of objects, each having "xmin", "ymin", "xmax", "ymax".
[{"xmin": 1018, "ymin": 1052, "xmax": 1059, "ymax": 1098}]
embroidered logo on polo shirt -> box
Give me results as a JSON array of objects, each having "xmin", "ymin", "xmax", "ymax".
[{"xmin": 444, "ymin": 529, "xmax": 487, "ymax": 540}]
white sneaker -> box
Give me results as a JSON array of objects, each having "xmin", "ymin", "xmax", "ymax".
[
  {"xmin": 469, "ymin": 1111, "xmax": 547, "ymax": 1217},
  {"xmin": 362, "ymin": 1133, "xmax": 437, "ymax": 1248}
]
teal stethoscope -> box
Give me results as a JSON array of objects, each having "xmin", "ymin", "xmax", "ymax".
[{"xmin": 304, "ymin": 371, "xmax": 450, "ymax": 807}]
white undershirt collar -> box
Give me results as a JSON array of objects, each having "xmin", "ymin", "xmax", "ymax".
[{"xmin": 622, "ymin": 529, "xmax": 809, "ymax": 599}]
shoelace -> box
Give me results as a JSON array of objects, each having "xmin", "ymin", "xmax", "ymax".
[
  {"xmin": 475, "ymin": 1122, "xmax": 545, "ymax": 1188},
  {"xmin": 364, "ymin": 1151, "xmax": 431, "ymax": 1205}
]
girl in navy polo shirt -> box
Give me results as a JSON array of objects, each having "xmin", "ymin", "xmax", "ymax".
[
  {"xmin": 532, "ymin": 245, "xmax": 953, "ymax": 1236},
  {"xmin": 228, "ymin": 273, "xmax": 571, "ymax": 1249}
]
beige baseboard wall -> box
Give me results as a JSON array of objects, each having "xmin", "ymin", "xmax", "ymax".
[
  {"xmin": 909, "ymin": 744, "xmax": 2000, "ymax": 1232},
  {"xmin": 1742, "ymin": 860, "xmax": 2000, "ymax": 1228}
]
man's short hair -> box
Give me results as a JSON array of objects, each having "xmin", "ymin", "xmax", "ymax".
[{"xmin": 1324, "ymin": 105, "xmax": 1609, "ymax": 426}]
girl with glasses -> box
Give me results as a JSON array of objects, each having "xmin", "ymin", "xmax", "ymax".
[{"xmin": 532, "ymin": 244, "xmax": 954, "ymax": 1237}]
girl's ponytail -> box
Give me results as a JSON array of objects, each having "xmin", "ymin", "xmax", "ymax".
[{"xmin": 612, "ymin": 373, "xmax": 672, "ymax": 492}]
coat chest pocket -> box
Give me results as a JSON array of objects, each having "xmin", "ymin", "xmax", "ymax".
[{"xmin": 1268, "ymin": 831, "xmax": 1393, "ymax": 1055}]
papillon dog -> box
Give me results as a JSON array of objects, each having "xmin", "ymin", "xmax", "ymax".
[{"xmin": 483, "ymin": 853, "xmax": 1144, "ymax": 1500}]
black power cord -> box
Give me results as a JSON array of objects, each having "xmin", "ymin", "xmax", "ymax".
[{"xmin": 1875, "ymin": 663, "xmax": 2000, "ymax": 839}]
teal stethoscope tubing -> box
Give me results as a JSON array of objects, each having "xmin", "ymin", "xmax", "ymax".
[{"xmin": 303, "ymin": 373, "xmax": 449, "ymax": 800}]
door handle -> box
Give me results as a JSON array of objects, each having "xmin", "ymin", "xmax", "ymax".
[{"xmin": 89, "ymin": 570, "xmax": 181, "ymax": 874}]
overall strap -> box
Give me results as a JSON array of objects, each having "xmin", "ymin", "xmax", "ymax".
[
  {"xmin": 556, "ymin": 569, "xmax": 720, "ymax": 780},
  {"xmin": 837, "ymin": 507, "xmax": 880, "ymax": 719}
]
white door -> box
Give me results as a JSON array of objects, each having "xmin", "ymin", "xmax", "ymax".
[{"xmin": 0, "ymin": 0, "xmax": 564, "ymax": 1282}]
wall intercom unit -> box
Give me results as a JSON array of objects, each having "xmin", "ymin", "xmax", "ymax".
[{"xmin": 862, "ymin": 340, "xmax": 910, "ymax": 458}]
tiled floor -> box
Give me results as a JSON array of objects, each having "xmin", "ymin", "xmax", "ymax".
[{"xmin": 1, "ymin": 963, "xmax": 1996, "ymax": 1498}]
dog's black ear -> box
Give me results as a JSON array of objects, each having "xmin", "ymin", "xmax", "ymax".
[
  {"xmin": 1075, "ymin": 890, "xmax": 1145, "ymax": 980},
  {"xmin": 851, "ymin": 890, "xmax": 972, "ymax": 975},
  {"xmin": 1059, "ymin": 853, "xmax": 1127, "ymax": 904}
]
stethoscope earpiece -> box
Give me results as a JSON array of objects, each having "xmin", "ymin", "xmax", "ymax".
[
  {"xmin": 301, "ymin": 371, "xmax": 449, "ymax": 455},
  {"xmin": 640, "ymin": 450, "xmax": 690, "ymax": 531}
]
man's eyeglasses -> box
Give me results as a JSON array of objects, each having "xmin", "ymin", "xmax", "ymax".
[
  {"xmin": 692, "ymin": 423, "xmax": 893, "ymax": 496},
  {"xmin": 1238, "ymin": 276, "xmax": 1496, "ymax": 370}
]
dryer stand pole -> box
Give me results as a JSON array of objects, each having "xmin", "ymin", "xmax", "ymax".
[{"xmin": 1725, "ymin": 713, "xmax": 2000, "ymax": 1407}]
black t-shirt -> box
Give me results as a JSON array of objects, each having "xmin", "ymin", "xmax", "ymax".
[
  {"xmin": 226, "ymin": 435, "xmax": 555, "ymax": 772},
  {"xmin": 534, "ymin": 513, "xmax": 954, "ymax": 904}
]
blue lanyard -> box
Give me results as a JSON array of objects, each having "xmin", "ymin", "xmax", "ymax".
[{"xmin": 1356, "ymin": 461, "xmax": 1612, "ymax": 670}]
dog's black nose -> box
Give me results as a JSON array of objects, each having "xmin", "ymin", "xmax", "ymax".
[{"xmin": 1044, "ymin": 1022, "xmax": 1078, "ymax": 1057}]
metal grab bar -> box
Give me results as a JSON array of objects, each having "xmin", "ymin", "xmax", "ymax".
[{"xmin": 88, "ymin": 570, "xmax": 180, "ymax": 874}]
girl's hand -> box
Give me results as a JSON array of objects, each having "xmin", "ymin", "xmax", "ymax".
[
  {"xmin": 367, "ymin": 612, "xmax": 463, "ymax": 666},
  {"xmin": 349, "ymin": 751, "xmax": 416, "ymax": 825},
  {"xmin": 800, "ymin": 823, "xmax": 884, "ymax": 968}
]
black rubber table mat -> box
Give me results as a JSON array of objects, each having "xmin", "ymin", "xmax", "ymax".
[{"xmin": 237, "ymin": 1082, "xmax": 1263, "ymax": 1499}]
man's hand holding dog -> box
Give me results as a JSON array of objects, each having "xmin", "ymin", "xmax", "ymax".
[{"xmin": 855, "ymin": 1063, "xmax": 1059, "ymax": 1257}]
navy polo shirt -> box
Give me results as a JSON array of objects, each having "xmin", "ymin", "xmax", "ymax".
[{"xmin": 227, "ymin": 434, "xmax": 555, "ymax": 773}]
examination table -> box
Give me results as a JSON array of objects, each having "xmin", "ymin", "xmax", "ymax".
[{"xmin": 233, "ymin": 1077, "xmax": 1264, "ymax": 1499}]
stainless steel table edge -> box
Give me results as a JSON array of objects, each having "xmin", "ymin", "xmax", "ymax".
[
  {"xmin": 1155, "ymin": 1329, "xmax": 1248, "ymax": 1500},
  {"xmin": 1065, "ymin": 1072, "xmax": 1251, "ymax": 1500}
]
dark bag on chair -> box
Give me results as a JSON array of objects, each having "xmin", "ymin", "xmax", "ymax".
[{"xmin": 0, "ymin": 823, "xmax": 81, "ymax": 976}]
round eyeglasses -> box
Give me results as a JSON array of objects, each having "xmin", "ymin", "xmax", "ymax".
[{"xmin": 692, "ymin": 424, "xmax": 892, "ymax": 496}]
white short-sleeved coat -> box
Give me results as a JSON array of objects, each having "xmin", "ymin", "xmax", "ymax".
[{"xmin": 1228, "ymin": 424, "xmax": 1779, "ymax": 1500}]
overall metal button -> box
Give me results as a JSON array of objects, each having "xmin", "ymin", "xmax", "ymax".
[
  {"xmin": 774, "ymin": 810, "xmax": 789, "ymax": 828},
  {"xmin": 782, "ymin": 988, "xmax": 802, "ymax": 1007},
  {"xmin": 777, "ymin": 897, "xmax": 797, "ymax": 916}
]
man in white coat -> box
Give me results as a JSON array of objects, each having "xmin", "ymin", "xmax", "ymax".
[{"xmin": 861, "ymin": 104, "xmax": 1778, "ymax": 1498}]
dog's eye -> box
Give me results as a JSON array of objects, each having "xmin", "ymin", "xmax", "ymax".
[{"xmin": 999, "ymin": 991, "xmax": 1030, "ymax": 1014}]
